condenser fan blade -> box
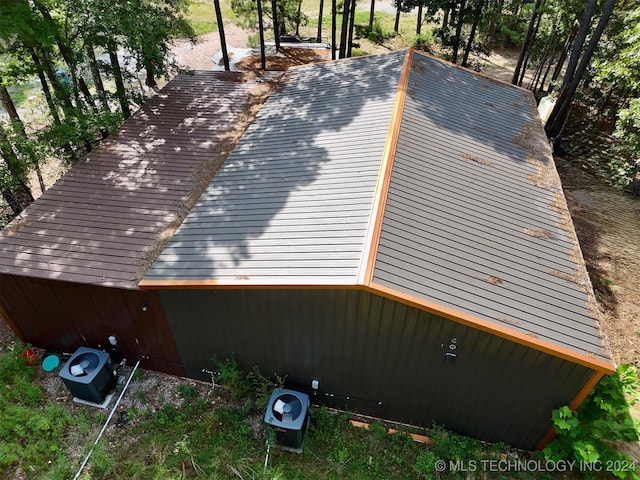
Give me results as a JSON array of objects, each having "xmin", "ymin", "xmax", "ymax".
[{"xmin": 70, "ymin": 352, "xmax": 101, "ymax": 373}]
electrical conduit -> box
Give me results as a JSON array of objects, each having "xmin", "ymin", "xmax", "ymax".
[{"xmin": 73, "ymin": 359, "xmax": 141, "ymax": 480}]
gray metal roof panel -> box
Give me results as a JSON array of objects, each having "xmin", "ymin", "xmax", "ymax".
[
  {"xmin": 372, "ymin": 52, "xmax": 608, "ymax": 362},
  {"xmin": 144, "ymin": 52, "xmax": 406, "ymax": 284}
]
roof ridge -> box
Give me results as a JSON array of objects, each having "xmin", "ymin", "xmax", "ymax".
[{"xmin": 357, "ymin": 48, "xmax": 414, "ymax": 285}]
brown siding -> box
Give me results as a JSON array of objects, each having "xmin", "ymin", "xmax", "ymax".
[
  {"xmin": 0, "ymin": 274, "xmax": 183, "ymax": 376},
  {"xmin": 157, "ymin": 288, "xmax": 594, "ymax": 450}
]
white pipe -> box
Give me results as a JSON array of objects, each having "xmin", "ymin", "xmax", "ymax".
[
  {"xmin": 73, "ymin": 359, "xmax": 141, "ymax": 480},
  {"xmin": 264, "ymin": 443, "xmax": 271, "ymax": 471}
]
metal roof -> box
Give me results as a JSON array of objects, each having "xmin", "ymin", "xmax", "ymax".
[
  {"xmin": 370, "ymin": 52, "xmax": 610, "ymax": 364},
  {"xmin": 143, "ymin": 52, "xmax": 405, "ymax": 284},
  {"xmin": 0, "ymin": 72, "xmax": 267, "ymax": 289},
  {"xmin": 142, "ymin": 50, "xmax": 612, "ymax": 371}
]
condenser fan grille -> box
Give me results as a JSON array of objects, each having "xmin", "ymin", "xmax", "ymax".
[
  {"xmin": 272, "ymin": 393, "xmax": 303, "ymax": 422},
  {"xmin": 69, "ymin": 352, "xmax": 101, "ymax": 376}
]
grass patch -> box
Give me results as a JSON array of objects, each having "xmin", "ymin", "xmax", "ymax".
[
  {"xmin": 188, "ymin": 0, "xmax": 238, "ymax": 35},
  {"xmin": 6, "ymin": 82, "xmax": 40, "ymax": 107},
  {"xmin": 3, "ymin": 347, "xmax": 613, "ymax": 479},
  {"xmin": 0, "ymin": 343, "xmax": 76, "ymax": 479}
]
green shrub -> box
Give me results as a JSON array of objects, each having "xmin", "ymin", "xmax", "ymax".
[
  {"xmin": 415, "ymin": 450, "xmax": 438, "ymax": 477},
  {"xmin": 410, "ymin": 31, "xmax": 434, "ymax": 53},
  {"xmin": 213, "ymin": 355, "xmax": 284, "ymax": 406},
  {"xmin": 355, "ymin": 18, "xmax": 395, "ymax": 44},
  {"xmin": 543, "ymin": 364, "xmax": 640, "ymax": 479}
]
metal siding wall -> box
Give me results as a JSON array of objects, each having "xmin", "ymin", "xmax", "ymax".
[
  {"xmin": 159, "ymin": 288, "xmax": 594, "ymax": 449},
  {"xmin": 0, "ymin": 274, "xmax": 183, "ymax": 376}
]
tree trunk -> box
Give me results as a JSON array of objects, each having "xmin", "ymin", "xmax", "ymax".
[
  {"xmin": 451, "ymin": 0, "xmax": 467, "ymax": 64},
  {"xmin": 0, "ymin": 85, "xmax": 20, "ymax": 122},
  {"xmin": 559, "ymin": 0, "xmax": 597, "ymax": 95},
  {"xmin": 596, "ymin": 80, "xmax": 617, "ymax": 118},
  {"xmin": 369, "ymin": 0, "xmax": 375, "ymax": 28},
  {"xmin": 31, "ymin": 50, "xmax": 62, "ymax": 125},
  {"xmin": 39, "ymin": 48, "xmax": 75, "ymax": 114},
  {"xmin": 213, "ymin": 0, "xmax": 230, "ymax": 69},
  {"xmin": 0, "ymin": 124, "xmax": 33, "ymax": 209},
  {"xmin": 518, "ymin": 4, "xmax": 543, "ymax": 86},
  {"xmin": 339, "ymin": 0, "xmax": 351, "ymax": 58},
  {"xmin": 30, "ymin": 50, "xmax": 77, "ymax": 160},
  {"xmin": 394, "ymin": 5, "xmax": 401, "ymax": 33},
  {"xmin": 272, "ymin": 0, "xmax": 281, "ymax": 51},
  {"xmin": 537, "ymin": 53, "xmax": 555, "ymax": 94},
  {"xmin": 529, "ymin": 27, "xmax": 557, "ymax": 92},
  {"xmin": 546, "ymin": 0, "xmax": 617, "ymax": 139},
  {"xmin": 461, "ymin": 0, "xmax": 484, "ymax": 67},
  {"xmin": 37, "ymin": 45, "xmax": 93, "ymax": 153},
  {"xmin": 257, "ymin": 0, "xmax": 267, "ymax": 69},
  {"xmin": 107, "ymin": 41, "xmax": 132, "ymax": 119},
  {"xmin": 317, "ymin": 0, "xmax": 324, "ymax": 42},
  {"xmin": 296, "ymin": 0, "xmax": 302, "ymax": 35},
  {"xmin": 2, "ymin": 189, "xmax": 23, "ymax": 217},
  {"xmin": 442, "ymin": 6, "xmax": 449, "ymax": 29},
  {"xmin": 144, "ymin": 60, "xmax": 158, "ymax": 89},
  {"xmin": 86, "ymin": 44, "xmax": 110, "ymax": 111},
  {"xmin": 0, "ymin": 85, "xmax": 46, "ymax": 194},
  {"xmin": 33, "ymin": 0, "xmax": 92, "ymax": 110},
  {"xmin": 512, "ymin": 0, "xmax": 544, "ymax": 85},
  {"xmin": 331, "ymin": 0, "xmax": 337, "ymax": 59},
  {"xmin": 549, "ymin": 24, "xmax": 577, "ymax": 90},
  {"xmin": 417, "ymin": 4, "xmax": 423, "ymax": 34},
  {"xmin": 347, "ymin": 0, "xmax": 357, "ymax": 56},
  {"xmin": 486, "ymin": 0, "xmax": 504, "ymax": 44}
]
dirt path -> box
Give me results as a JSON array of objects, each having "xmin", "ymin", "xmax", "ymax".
[{"xmin": 170, "ymin": 27, "xmax": 250, "ymax": 70}]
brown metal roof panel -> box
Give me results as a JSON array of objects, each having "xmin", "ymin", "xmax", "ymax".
[
  {"xmin": 21, "ymin": 201, "xmax": 174, "ymax": 224},
  {"xmin": 0, "ymin": 72, "xmax": 266, "ymax": 287},
  {"xmin": 0, "ymin": 242, "xmax": 145, "ymax": 266},
  {"xmin": 7, "ymin": 210, "xmax": 163, "ymax": 234},
  {"xmin": 0, "ymin": 265, "xmax": 135, "ymax": 288},
  {"xmin": 0, "ymin": 236, "xmax": 144, "ymax": 259},
  {"xmin": 0, "ymin": 250, "xmax": 137, "ymax": 278}
]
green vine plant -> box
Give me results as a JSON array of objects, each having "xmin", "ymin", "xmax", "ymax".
[{"xmin": 543, "ymin": 364, "xmax": 640, "ymax": 479}]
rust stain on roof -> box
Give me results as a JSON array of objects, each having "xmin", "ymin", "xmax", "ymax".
[
  {"xmin": 485, "ymin": 275, "xmax": 504, "ymax": 285},
  {"xmin": 524, "ymin": 227, "xmax": 555, "ymax": 239},
  {"xmin": 461, "ymin": 152, "xmax": 494, "ymax": 167}
]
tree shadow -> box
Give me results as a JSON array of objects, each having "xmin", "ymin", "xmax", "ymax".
[{"xmin": 145, "ymin": 51, "xmax": 406, "ymax": 281}]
